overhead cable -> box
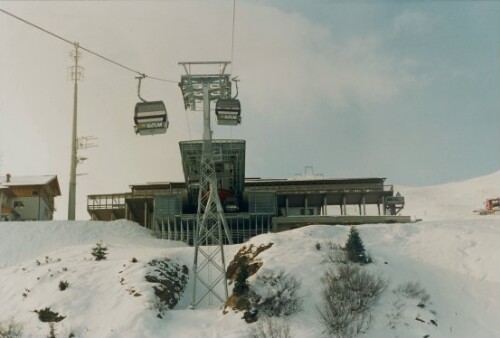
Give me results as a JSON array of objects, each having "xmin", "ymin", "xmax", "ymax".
[{"xmin": 0, "ymin": 8, "xmax": 177, "ymax": 83}]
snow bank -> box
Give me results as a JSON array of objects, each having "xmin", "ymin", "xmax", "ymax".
[{"xmin": 0, "ymin": 220, "xmax": 171, "ymax": 268}]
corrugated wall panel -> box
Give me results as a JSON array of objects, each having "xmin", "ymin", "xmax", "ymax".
[
  {"xmin": 155, "ymin": 194, "xmax": 182, "ymax": 217},
  {"xmin": 249, "ymin": 192, "xmax": 277, "ymax": 215}
]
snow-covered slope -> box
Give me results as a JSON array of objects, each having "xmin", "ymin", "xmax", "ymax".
[
  {"xmin": 0, "ymin": 221, "xmax": 175, "ymax": 269},
  {"xmin": 397, "ymin": 170, "xmax": 500, "ymax": 221},
  {"xmin": 0, "ymin": 172, "xmax": 499, "ymax": 338}
]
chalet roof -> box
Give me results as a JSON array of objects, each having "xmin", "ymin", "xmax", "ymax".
[
  {"xmin": 1, "ymin": 175, "xmax": 55, "ymax": 185},
  {"xmin": 0, "ymin": 175, "xmax": 61, "ymax": 196}
]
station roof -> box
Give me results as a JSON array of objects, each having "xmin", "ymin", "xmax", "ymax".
[
  {"xmin": 245, "ymin": 177, "xmax": 386, "ymax": 187},
  {"xmin": 129, "ymin": 181, "xmax": 186, "ymax": 191},
  {"xmin": 127, "ymin": 177, "xmax": 387, "ymax": 190}
]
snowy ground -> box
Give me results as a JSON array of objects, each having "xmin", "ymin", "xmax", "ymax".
[{"xmin": 0, "ymin": 172, "xmax": 499, "ymax": 338}]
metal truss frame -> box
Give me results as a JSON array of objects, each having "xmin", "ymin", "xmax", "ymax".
[{"xmin": 178, "ymin": 61, "xmax": 234, "ymax": 308}]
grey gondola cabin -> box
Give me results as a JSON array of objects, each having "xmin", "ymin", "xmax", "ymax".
[
  {"xmin": 134, "ymin": 101, "xmax": 168, "ymax": 135},
  {"xmin": 215, "ymin": 99, "xmax": 241, "ymax": 126}
]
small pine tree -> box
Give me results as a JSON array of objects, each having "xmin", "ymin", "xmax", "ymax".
[
  {"xmin": 345, "ymin": 227, "xmax": 369, "ymax": 263},
  {"xmin": 91, "ymin": 242, "xmax": 108, "ymax": 261}
]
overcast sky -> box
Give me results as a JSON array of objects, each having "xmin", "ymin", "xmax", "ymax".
[{"xmin": 1, "ymin": 0, "xmax": 499, "ymax": 220}]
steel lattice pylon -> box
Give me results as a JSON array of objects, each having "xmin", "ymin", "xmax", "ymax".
[{"xmin": 178, "ymin": 62, "xmax": 234, "ymax": 308}]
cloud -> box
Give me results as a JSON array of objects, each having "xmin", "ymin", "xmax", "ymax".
[
  {"xmin": 235, "ymin": 3, "xmax": 425, "ymax": 120},
  {"xmin": 393, "ymin": 10, "xmax": 433, "ymax": 36}
]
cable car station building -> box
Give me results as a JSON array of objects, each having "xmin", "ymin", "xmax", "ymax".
[{"xmin": 87, "ymin": 139, "xmax": 409, "ymax": 244}]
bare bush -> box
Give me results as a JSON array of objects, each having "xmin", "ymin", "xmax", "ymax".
[
  {"xmin": 34, "ymin": 307, "xmax": 66, "ymax": 323},
  {"xmin": 323, "ymin": 241, "xmax": 342, "ymax": 252},
  {"xmin": 0, "ymin": 318, "xmax": 23, "ymax": 338},
  {"xmin": 248, "ymin": 317, "xmax": 291, "ymax": 338},
  {"xmin": 250, "ymin": 269, "xmax": 303, "ymax": 317},
  {"xmin": 394, "ymin": 281, "xmax": 430, "ymax": 306},
  {"xmin": 59, "ymin": 280, "xmax": 69, "ymax": 291},
  {"xmin": 318, "ymin": 264, "xmax": 388, "ymax": 338},
  {"xmin": 48, "ymin": 322, "xmax": 56, "ymax": 338},
  {"xmin": 323, "ymin": 247, "xmax": 348, "ymax": 265}
]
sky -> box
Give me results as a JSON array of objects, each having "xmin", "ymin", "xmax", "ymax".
[{"xmin": 0, "ymin": 0, "xmax": 499, "ymax": 220}]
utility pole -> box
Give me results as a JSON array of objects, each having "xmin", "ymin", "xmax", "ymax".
[{"xmin": 68, "ymin": 42, "xmax": 82, "ymax": 220}]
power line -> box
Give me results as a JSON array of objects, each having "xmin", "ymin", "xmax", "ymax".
[{"xmin": 0, "ymin": 8, "xmax": 177, "ymax": 83}]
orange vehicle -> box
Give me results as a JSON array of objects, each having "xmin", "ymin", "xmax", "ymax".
[{"xmin": 474, "ymin": 198, "xmax": 500, "ymax": 215}]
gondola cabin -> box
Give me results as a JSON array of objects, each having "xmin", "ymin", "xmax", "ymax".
[
  {"xmin": 134, "ymin": 101, "xmax": 168, "ymax": 135},
  {"xmin": 215, "ymin": 99, "xmax": 241, "ymax": 126}
]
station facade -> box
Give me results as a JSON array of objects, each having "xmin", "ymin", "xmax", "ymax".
[{"xmin": 87, "ymin": 140, "xmax": 409, "ymax": 244}]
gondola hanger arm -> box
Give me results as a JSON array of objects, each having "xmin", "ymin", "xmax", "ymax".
[
  {"xmin": 231, "ymin": 76, "xmax": 239, "ymax": 99},
  {"xmin": 136, "ymin": 74, "xmax": 148, "ymax": 103}
]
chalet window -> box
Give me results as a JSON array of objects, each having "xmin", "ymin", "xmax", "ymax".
[
  {"xmin": 32, "ymin": 191, "xmax": 39, "ymax": 196},
  {"xmin": 13, "ymin": 201, "xmax": 24, "ymax": 209}
]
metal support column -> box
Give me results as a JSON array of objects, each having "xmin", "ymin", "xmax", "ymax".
[
  {"xmin": 175, "ymin": 219, "xmax": 179, "ymax": 241},
  {"xmin": 179, "ymin": 218, "xmax": 188, "ymax": 243},
  {"xmin": 188, "ymin": 79, "xmax": 233, "ymax": 309},
  {"xmin": 178, "ymin": 61, "xmax": 237, "ymax": 308},
  {"xmin": 67, "ymin": 43, "xmax": 81, "ymax": 221}
]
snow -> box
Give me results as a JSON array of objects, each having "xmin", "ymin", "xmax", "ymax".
[
  {"xmin": 396, "ymin": 170, "xmax": 500, "ymax": 221},
  {"xmin": 1, "ymin": 172, "xmax": 500, "ymax": 337},
  {"xmin": 0, "ymin": 175, "xmax": 58, "ymax": 187}
]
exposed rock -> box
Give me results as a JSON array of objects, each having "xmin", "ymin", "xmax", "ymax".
[
  {"xmin": 223, "ymin": 242, "xmax": 273, "ymax": 315},
  {"xmin": 226, "ymin": 243, "xmax": 274, "ymax": 284},
  {"xmin": 145, "ymin": 258, "xmax": 189, "ymax": 315}
]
